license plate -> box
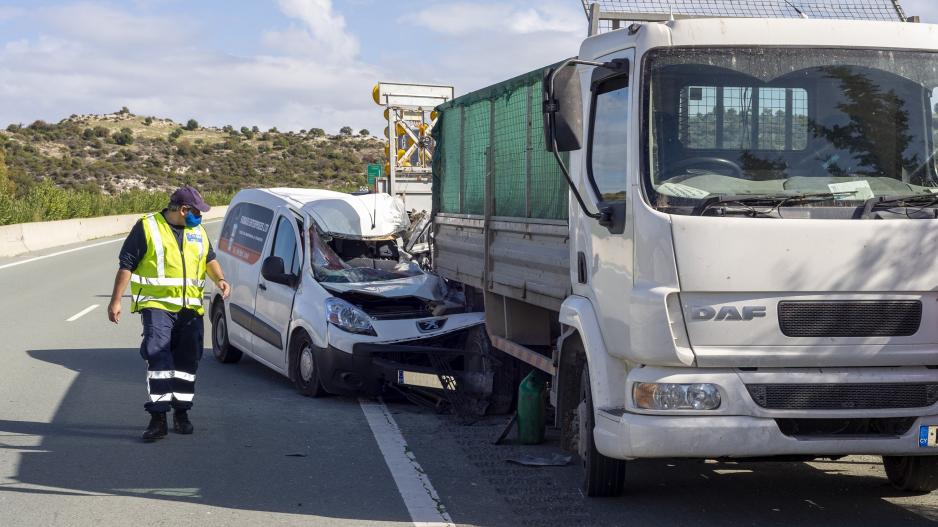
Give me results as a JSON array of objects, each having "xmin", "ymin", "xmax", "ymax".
[
  {"xmin": 919, "ymin": 426, "xmax": 938, "ymax": 447},
  {"xmin": 397, "ymin": 370, "xmax": 452, "ymax": 390}
]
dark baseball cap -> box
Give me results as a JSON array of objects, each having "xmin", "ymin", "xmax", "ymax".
[{"xmin": 170, "ymin": 185, "xmax": 211, "ymax": 212}]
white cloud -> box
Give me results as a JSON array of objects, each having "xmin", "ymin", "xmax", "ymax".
[
  {"xmin": 267, "ymin": 0, "xmax": 359, "ymax": 60},
  {"xmin": 0, "ymin": 7, "xmax": 26, "ymax": 22},
  {"xmin": 0, "ymin": 1, "xmax": 377, "ymax": 133},
  {"xmin": 408, "ymin": 2, "xmax": 581, "ymax": 36}
]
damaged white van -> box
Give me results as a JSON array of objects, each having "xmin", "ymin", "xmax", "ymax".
[{"xmin": 209, "ymin": 188, "xmax": 494, "ymax": 406}]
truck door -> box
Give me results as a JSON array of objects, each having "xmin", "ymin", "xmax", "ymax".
[
  {"xmin": 216, "ymin": 202, "xmax": 275, "ymax": 355},
  {"xmin": 576, "ymin": 49, "xmax": 635, "ymax": 354},
  {"xmin": 251, "ymin": 209, "xmax": 303, "ymax": 371}
]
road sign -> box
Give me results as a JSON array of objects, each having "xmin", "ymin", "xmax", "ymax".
[{"xmin": 367, "ymin": 164, "xmax": 382, "ymax": 185}]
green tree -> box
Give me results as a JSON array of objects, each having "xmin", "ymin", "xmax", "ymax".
[
  {"xmin": 169, "ymin": 128, "xmax": 184, "ymax": 141},
  {"xmin": 143, "ymin": 117, "xmax": 153, "ymax": 126},
  {"xmin": 112, "ymin": 128, "xmax": 134, "ymax": 146},
  {"xmin": 185, "ymin": 119, "xmax": 199, "ymax": 131},
  {"xmin": 0, "ymin": 148, "xmax": 13, "ymax": 195},
  {"xmin": 339, "ymin": 126, "xmax": 353, "ymax": 136},
  {"xmin": 240, "ymin": 126, "xmax": 254, "ymax": 139},
  {"xmin": 358, "ymin": 129, "xmax": 369, "ymax": 137},
  {"xmin": 308, "ymin": 128, "xmax": 325, "ymax": 138}
]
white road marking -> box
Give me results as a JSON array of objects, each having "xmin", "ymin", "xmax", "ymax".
[
  {"xmin": 66, "ymin": 304, "xmax": 99, "ymax": 322},
  {"xmin": 0, "ymin": 218, "xmax": 223, "ymax": 271},
  {"xmin": 359, "ymin": 398, "xmax": 454, "ymax": 527},
  {"xmin": 0, "ymin": 239, "xmax": 123, "ymax": 271}
]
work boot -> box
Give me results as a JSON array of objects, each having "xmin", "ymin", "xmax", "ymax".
[
  {"xmin": 142, "ymin": 412, "xmax": 167, "ymax": 442},
  {"xmin": 173, "ymin": 410, "xmax": 194, "ymax": 434}
]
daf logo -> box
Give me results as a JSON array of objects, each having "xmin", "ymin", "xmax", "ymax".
[
  {"xmin": 417, "ymin": 318, "xmax": 447, "ymax": 333},
  {"xmin": 691, "ymin": 305, "xmax": 767, "ymax": 321}
]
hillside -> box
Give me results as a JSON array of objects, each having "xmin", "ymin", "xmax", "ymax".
[{"xmin": 0, "ymin": 109, "xmax": 383, "ymax": 196}]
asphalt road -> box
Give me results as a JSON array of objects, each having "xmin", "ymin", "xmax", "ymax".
[{"xmin": 0, "ymin": 221, "xmax": 937, "ymax": 526}]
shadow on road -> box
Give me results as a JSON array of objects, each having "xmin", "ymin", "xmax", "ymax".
[{"xmin": 4, "ymin": 347, "xmax": 411, "ymax": 523}]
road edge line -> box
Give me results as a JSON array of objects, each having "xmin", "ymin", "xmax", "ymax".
[{"xmin": 359, "ymin": 398, "xmax": 454, "ymax": 527}]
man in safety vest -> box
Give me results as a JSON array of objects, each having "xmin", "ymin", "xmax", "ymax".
[{"xmin": 107, "ymin": 186, "xmax": 230, "ymax": 442}]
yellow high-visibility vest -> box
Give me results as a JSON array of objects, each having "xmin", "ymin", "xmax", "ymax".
[{"xmin": 130, "ymin": 212, "xmax": 208, "ymax": 315}]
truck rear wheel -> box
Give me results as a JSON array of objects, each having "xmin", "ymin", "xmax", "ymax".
[
  {"xmin": 464, "ymin": 326, "xmax": 516, "ymax": 415},
  {"xmin": 578, "ymin": 366, "xmax": 627, "ymax": 497},
  {"xmin": 883, "ymin": 456, "xmax": 938, "ymax": 492},
  {"xmin": 211, "ymin": 302, "xmax": 242, "ymax": 364}
]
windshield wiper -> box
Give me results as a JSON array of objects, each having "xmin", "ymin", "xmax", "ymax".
[
  {"xmin": 691, "ymin": 192, "xmax": 844, "ymax": 216},
  {"xmin": 860, "ymin": 193, "xmax": 938, "ymax": 218}
]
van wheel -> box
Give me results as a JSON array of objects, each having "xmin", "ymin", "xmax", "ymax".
[
  {"xmin": 464, "ymin": 326, "xmax": 516, "ymax": 415},
  {"xmin": 290, "ymin": 331, "xmax": 324, "ymax": 397},
  {"xmin": 883, "ymin": 456, "xmax": 938, "ymax": 492},
  {"xmin": 577, "ymin": 365, "xmax": 626, "ymax": 497},
  {"xmin": 211, "ymin": 302, "xmax": 242, "ymax": 364}
]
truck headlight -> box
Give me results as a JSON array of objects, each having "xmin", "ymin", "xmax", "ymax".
[
  {"xmin": 325, "ymin": 298, "xmax": 376, "ymax": 336},
  {"xmin": 633, "ymin": 383, "xmax": 721, "ymax": 410}
]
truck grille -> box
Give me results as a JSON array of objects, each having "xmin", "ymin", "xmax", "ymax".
[
  {"xmin": 747, "ymin": 383, "xmax": 938, "ymax": 410},
  {"xmin": 777, "ymin": 300, "xmax": 921, "ymax": 337}
]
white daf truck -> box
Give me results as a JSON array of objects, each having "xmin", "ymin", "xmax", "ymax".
[{"xmin": 430, "ymin": 7, "xmax": 938, "ymax": 495}]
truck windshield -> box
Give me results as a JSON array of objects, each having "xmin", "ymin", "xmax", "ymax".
[
  {"xmin": 309, "ymin": 227, "xmax": 423, "ymax": 284},
  {"xmin": 645, "ymin": 47, "xmax": 938, "ymax": 216}
]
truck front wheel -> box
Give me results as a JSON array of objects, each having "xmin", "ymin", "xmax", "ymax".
[
  {"xmin": 578, "ymin": 366, "xmax": 627, "ymax": 497},
  {"xmin": 883, "ymin": 456, "xmax": 938, "ymax": 492}
]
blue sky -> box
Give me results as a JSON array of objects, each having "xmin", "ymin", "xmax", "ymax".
[{"xmin": 0, "ymin": 0, "xmax": 935, "ymax": 133}]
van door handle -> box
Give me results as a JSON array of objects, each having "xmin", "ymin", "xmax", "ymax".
[{"xmin": 258, "ymin": 283, "xmax": 267, "ymax": 291}]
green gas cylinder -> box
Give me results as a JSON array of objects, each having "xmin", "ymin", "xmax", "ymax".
[{"xmin": 517, "ymin": 370, "xmax": 546, "ymax": 445}]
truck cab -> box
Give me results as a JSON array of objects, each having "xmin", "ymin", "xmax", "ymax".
[
  {"xmin": 561, "ymin": 17, "xmax": 938, "ymax": 492},
  {"xmin": 432, "ymin": 15, "xmax": 938, "ymax": 496}
]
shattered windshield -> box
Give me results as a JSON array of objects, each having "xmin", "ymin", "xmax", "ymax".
[
  {"xmin": 309, "ymin": 226, "xmax": 424, "ymax": 284},
  {"xmin": 645, "ymin": 48, "xmax": 938, "ymax": 216}
]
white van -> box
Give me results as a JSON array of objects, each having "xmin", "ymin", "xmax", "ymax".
[{"xmin": 210, "ymin": 188, "xmax": 490, "ymax": 401}]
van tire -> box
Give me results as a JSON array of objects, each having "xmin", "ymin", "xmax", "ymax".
[
  {"xmin": 883, "ymin": 456, "xmax": 938, "ymax": 492},
  {"xmin": 211, "ymin": 302, "xmax": 242, "ymax": 364},
  {"xmin": 290, "ymin": 331, "xmax": 325, "ymax": 397},
  {"xmin": 579, "ymin": 365, "xmax": 627, "ymax": 497}
]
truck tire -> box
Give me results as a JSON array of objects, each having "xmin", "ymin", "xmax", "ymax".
[
  {"xmin": 290, "ymin": 331, "xmax": 325, "ymax": 397},
  {"xmin": 579, "ymin": 366, "xmax": 627, "ymax": 497},
  {"xmin": 211, "ymin": 302, "xmax": 242, "ymax": 364},
  {"xmin": 883, "ymin": 456, "xmax": 938, "ymax": 492}
]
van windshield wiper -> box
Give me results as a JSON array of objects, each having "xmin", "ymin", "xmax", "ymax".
[
  {"xmin": 691, "ymin": 192, "xmax": 844, "ymax": 216},
  {"xmin": 860, "ymin": 193, "xmax": 938, "ymax": 218}
]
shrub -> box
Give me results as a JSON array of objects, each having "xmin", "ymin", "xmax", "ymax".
[
  {"xmin": 185, "ymin": 119, "xmax": 199, "ymax": 131},
  {"xmin": 359, "ymin": 129, "xmax": 369, "ymax": 136},
  {"xmin": 143, "ymin": 117, "xmax": 153, "ymax": 126},
  {"xmin": 169, "ymin": 128, "xmax": 184, "ymax": 141},
  {"xmin": 339, "ymin": 126, "xmax": 353, "ymax": 136},
  {"xmin": 308, "ymin": 128, "xmax": 325, "ymax": 138},
  {"xmin": 112, "ymin": 128, "xmax": 134, "ymax": 146}
]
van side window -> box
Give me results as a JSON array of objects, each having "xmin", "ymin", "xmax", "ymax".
[
  {"xmin": 219, "ymin": 203, "xmax": 274, "ymax": 265},
  {"xmin": 589, "ymin": 75, "xmax": 630, "ymax": 201},
  {"xmin": 271, "ymin": 216, "xmax": 300, "ymax": 275}
]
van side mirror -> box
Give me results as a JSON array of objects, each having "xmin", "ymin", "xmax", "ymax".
[
  {"xmin": 261, "ymin": 256, "xmax": 296, "ymax": 287},
  {"xmin": 543, "ymin": 62, "xmax": 583, "ymax": 152}
]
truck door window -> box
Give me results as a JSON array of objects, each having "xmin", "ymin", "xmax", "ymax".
[
  {"xmin": 218, "ymin": 203, "xmax": 273, "ymax": 265},
  {"xmin": 588, "ymin": 75, "xmax": 630, "ymax": 201},
  {"xmin": 271, "ymin": 216, "xmax": 300, "ymax": 276}
]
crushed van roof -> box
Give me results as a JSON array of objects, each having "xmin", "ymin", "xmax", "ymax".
[{"xmin": 264, "ymin": 188, "xmax": 409, "ymax": 239}]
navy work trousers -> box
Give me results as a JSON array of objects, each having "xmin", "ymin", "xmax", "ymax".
[{"xmin": 139, "ymin": 308, "xmax": 204, "ymax": 413}]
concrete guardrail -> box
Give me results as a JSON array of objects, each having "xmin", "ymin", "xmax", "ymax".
[{"xmin": 0, "ymin": 206, "xmax": 228, "ymax": 258}]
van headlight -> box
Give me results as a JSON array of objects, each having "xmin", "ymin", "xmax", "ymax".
[
  {"xmin": 633, "ymin": 383, "xmax": 721, "ymax": 410},
  {"xmin": 325, "ymin": 298, "xmax": 376, "ymax": 336}
]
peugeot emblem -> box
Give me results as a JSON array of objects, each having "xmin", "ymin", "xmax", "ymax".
[{"xmin": 417, "ymin": 318, "xmax": 446, "ymax": 333}]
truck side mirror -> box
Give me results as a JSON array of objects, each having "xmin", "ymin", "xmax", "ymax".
[
  {"xmin": 261, "ymin": 256, "xmax": 296, "ymax": 287},
  {"xmin": 543, "ymin": 63, "xmax": 583, "ymax": 152}
]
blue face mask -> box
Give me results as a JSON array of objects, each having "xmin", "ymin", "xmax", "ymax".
[{"xmin": 184, "ymin": 210, "xmax": 202, "ymax": 228}]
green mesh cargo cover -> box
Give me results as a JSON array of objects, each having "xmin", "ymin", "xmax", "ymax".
[{"xmin": 432, "ymin": 65, "xmax": 569, "ymax": 220}]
